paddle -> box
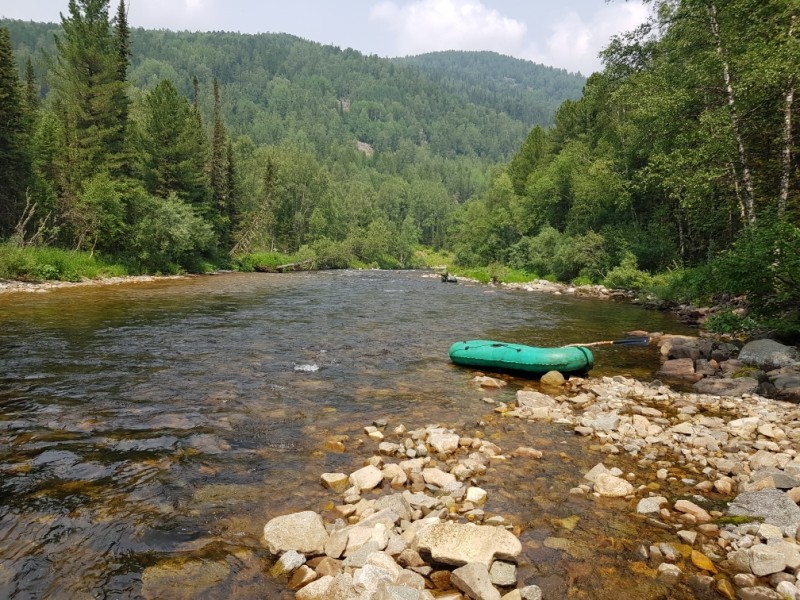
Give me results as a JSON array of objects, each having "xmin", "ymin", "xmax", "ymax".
[{"xmin": 565, "ymin": 336, "xmax": 650, "ymax": 348}]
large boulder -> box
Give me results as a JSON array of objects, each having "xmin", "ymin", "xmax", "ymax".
[
  {"xmin": 413, "ymin": 522, "xmax": 521, "ymax": 568},
  {"xmin": 263, "ymin": 511, "xmax": 330, "ymax": 555},
  {"xmin": 692, "ymin": 377, "xmax": 759, "ymax": 397},
  {"xmin": 739, "ymin": 339, "xmax": 799, "ymax": 371},
  {"xmin": 727, "ymin": 489, "xmax": 800, "ymax": 530}
]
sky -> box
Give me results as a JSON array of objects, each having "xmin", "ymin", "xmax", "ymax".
[{"xmin": 0, "ymin": 0, "xmax": 650, "ymax": 75}]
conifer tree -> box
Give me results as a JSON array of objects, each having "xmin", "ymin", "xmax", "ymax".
[
  {"xmin": 0, "ymin": 28, "xmax": 30, "ymax": 237},
  {"xmin": 52, "ymin": 0, "xmax": 125, "ymax": 191},
  {"xmin": 110, "ymin": 0, "xmax": 131, "ymax": 171},
  {"xmin": 209, "ymin": 77, "xmax": 229, "ymax": 241}
]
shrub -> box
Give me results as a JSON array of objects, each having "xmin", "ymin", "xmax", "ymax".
[{"xmin": 603, "ymin": 251, "xmax": 653, "ymax": 290}]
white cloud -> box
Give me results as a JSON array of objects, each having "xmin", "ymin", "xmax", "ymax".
[
  {"xmin": 130, "ymin": 0, "xmax": 214, "ymax": 30},
  {"xmin": 369, "ymin": 0, "xmax": 527, "ymax": 57},
  {"xmin": 526, "ymin": 2, "xmax": 649, "ymax": 74}
]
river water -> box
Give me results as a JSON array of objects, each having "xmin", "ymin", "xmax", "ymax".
[{"xmin": 0, "ymin": 270, "xmax": 702, "ymax": 599}]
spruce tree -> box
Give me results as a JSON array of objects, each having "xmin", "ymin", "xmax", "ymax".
[
  {"xmin": 0, "ymin": 28, "xmax": 30, "ymax": 237},
  {"xmin": 52, "ymin": 0, "xmax": 125, "ymax": 190},
  {"xmin": 110, "ymin": 0, "xmax": 131, "ymax": 172},
  {"xmin": 209, "ymin": 77, "xmax": 228, "ymax": 241}
]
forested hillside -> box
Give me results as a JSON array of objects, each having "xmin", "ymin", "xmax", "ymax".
[
  {"xmin": 0, "ymin": 8, "xmax": 584, "ymax": 277},
  {"xmin": 450, "ymin": 0, "xmax": 800, "ymax": 335},
  {"xmin": 396, "ymin": 51, "xmax": 585, "ymax": 126}
]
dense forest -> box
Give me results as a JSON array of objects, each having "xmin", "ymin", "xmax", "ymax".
[
  {"xmin": 0, "ymin": 4, "xmax": 583, "ymax": 277},
  {"xmin": 1, "ymin": 0, "xmax": 798, "ymax": 334},
  {"xmin": 447, "ymin": 0, "xmax": 800, "ymax": 335}
]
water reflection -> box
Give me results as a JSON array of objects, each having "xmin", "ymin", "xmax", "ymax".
[{"xmin": 0, "ymin": 271, "xmax": 698, "ymax": 598}]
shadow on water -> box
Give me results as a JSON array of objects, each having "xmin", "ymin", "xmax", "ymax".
[{"xmin": 0, "ymin": 271, "xmax": 700, "ymax": 598}]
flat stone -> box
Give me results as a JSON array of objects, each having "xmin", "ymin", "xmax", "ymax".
[
  {"xmin": 374, "ymin": 585, "xmax": 436, "ymax": 600},
  {"xmin": 693, "ymin": 377, "xmax": 759, "ymax": 396},
  {"xmin": 728, "ymin": 489, "xmax": 800, "ymax": 530},
  {"xmin": 674, "ymin": 499, "xmax": 712, "ymax": 523},
  {"xmin": 350, "ymin": 465, "xmax": 384, "ymax": 491},
  {"xmin": 516, "ymin": 391, "xmax": 557, "ymax": 410},
  {"xmin": 520, "ymin": 586, "xmax": 543, "ymax": 600},
  {"xmin": 451, "ymin": 563, "xmax": 500, "ymax": 600},
  {"xmin": 263, "ymin": 511, "xmax": 329, "ymax": 555},
  {"xmin": 422, "ymin": 467, "xmax": 457, "ymax": 488},
  {"xmin": 352, "ymin": 564, "xmax": 395, "ymax": 594},
  {"xmin": 288, "ymin": 565, "xmax": 317, "ymax": 590},
  {"xmin": 414, "ymin": 522, "xmax": 521, "ymax": 568}
]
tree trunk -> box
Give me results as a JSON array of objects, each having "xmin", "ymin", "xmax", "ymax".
[{"xmin": 708, "ymin": 2, "xmax": 756, "ymax": 224}]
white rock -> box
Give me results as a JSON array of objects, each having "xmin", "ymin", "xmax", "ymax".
[
  {"xmin": 749, "ymin": 544, "xmax": 787, "ymax": 576},
  {"xmin": 414, "ymin": 522, "xmax": 521, "ymax": 567},
  {"xmin": 427, "ymin": 430, "xmax": 460, "ymax": 454},
  {"xmin": 466, "ymin": 487, "xmax": 488, "ymax": 505},
  {"xmin": 350, "ymin": 465, "xmax": 384, "ymax": 492},
  {"xmin": 320, "ymin": 472, "xmax": 350, "ymax": 492},
  {"xmin": 451, "ymin": 562, "xmax": 501, "ymax": 600},
  {"xmin": 422, "ymin": 467, "xmax": 457, "ymax": 488},
  {"xmin": 263, "ymin": 511, "xmax": 330, "ymax": 555},
  {"xmin": 593, "ymin": 473, "xmax": 634, "ymax": 497},
  {"xmin": 636, "ymin": 496, "xmax": 667, "ymax": 514}
]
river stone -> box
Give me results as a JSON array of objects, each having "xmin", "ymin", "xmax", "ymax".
[
  {"xmin": 353, "ymin": 564, "xmax": 396, "ymax": 594},
  {"xmin": 321, "ymin": 472, "xmax": 350, "ymax": 493},
  {"xmin": 540, "ymin": 370, "xmax": 565, "ymax": 386},
  {"xmin": 264, "ymin": 511, "xmax": 329, "ymax": 555},
  {"xmin": 427, "ymin": 430, "xmax": 460, "ymax": 454},
  {"xmin": 728, "ymin": 490, "xmax": 800, "ymax": 530},
  {"xmin": 520, "ymin": 586, "xmax": 543, "ymax": 600},
  {"xmin": 141, "ymin": 558, "xmax": 230, "ymax": 599},
  {"xmin": 450, "ymin": 563, "xmax": 500, "ymax": 600},
  {"xmin": 674, "ymin": 499, "xmax": 712, "ymax": 523},
  {"xmin": 271, "ymin": 550, "xmax": 306, "ymax": 576},
  {"xmin": 657, "ymin": 358, "xmax": 701, "ymax": 382},
  {"xmin": 739, "ymin": 339, "xmax": 800, "ymax": 370},
  {"xmin": 693, "ymin": 377, "xmax": 759, "ymax": 397},
  {"xmin": 414, "ymin": 522, "xmax": 522, "ymax": 567},
  {"xmin": 749, "ymin": 544, "xmax": 787, "ymax": 576},
  {"xmin": 516, "ymin": 391, "xmax": 557, "ymax": 410},
  {"xmin": 490, "ymin": 560, "xmax": 517, "ymax": 586},
  {"xmin": 637, "ymin": 496, "xmax": 667, "ymax": 514},
  {"xmin": 350, "ymin": 465, "xmax": 384, "ymax": 491},
  {"xmin": 374, "ymin": 585, "xmax": 436, "ymax": 600},
  {"xmin": 593, "ymin": 473, "xmax": 633, "ymax": 497},
  {"xmin": 657, "ymin": 563, "xmax": 682, "ymax": 585},
  {"xmin": 422, "ymin": 467, "xmax": 457, "ymax": 488}
]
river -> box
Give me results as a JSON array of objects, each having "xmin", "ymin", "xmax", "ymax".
[{"xmin": 0, "ymin": 270, "xmax": 700, "ymax": 599}]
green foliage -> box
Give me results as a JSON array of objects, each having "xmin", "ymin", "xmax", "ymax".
[
  {"xmin": 0, "ymin": 241, "xmax": 128, "ymax": 281},
  {"xmin": 704, "ymin": 310, "xmax": 758, "ymax": 335},
  {"xmin": 127, "ymin": 193, "xmax": 214, "ymax": 272},
  {"xmin": 0, "ymin": 27, "xmax": 31, "ymax": 236},
  {"xmin": 232, "ymin": 251, "xmax": 295, "ymax": 272},
  {"xmin": 603, "ymin": 252, "xmax": 653, "ymax": 290}
]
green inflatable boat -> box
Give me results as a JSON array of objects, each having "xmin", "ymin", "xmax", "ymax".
[{"xmin": 448, "ymin": 340, "xmax": 594, "ymax": 375}]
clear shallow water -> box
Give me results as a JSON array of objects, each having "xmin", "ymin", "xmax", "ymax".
[{"xmin": 0, "ymin": 271, "xmax": 701, "ymax": 598}]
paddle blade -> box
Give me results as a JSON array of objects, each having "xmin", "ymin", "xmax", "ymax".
[{"xmin": 611, "ymin": 336, "xmax": 650, "ymax": 346}]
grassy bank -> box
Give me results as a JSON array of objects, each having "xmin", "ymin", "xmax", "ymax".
[{"xmin": 0, "ymin": 243, "xmax": 130, "ymax": 282}]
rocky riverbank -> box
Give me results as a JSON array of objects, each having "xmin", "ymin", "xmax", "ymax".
[
  {"xmin": 259, "ymin": 352, "xmax": 800, "ymax": 600},
  {"xmin": 0, "ymin": 274, "xmax": 188, "ymax": 294}
]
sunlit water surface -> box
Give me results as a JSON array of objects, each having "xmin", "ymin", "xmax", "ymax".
[{"xmin": 0, "ymin": 271, "xmax": 705, "ymax": 599}]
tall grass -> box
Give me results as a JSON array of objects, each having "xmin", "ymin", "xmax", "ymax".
[{"xmin": 0, "ymin": 243, "xmax": 128, "ymax": 281}]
